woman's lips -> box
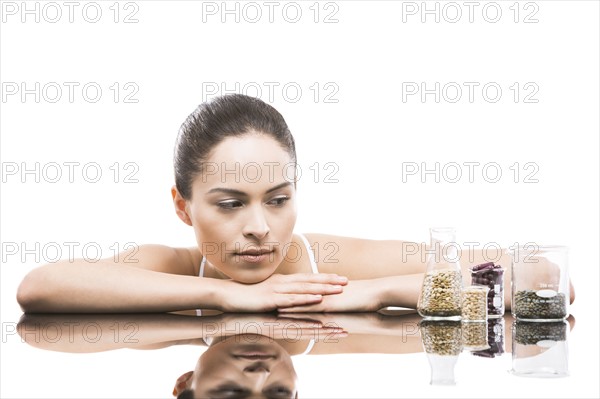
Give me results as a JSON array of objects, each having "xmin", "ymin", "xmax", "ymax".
[
  {"xmin": 234, "ymin": 353, "xmax": 276, "ymax": 360},
  {"xmin": 235, "ymin": 250, "xmax": 274, "ymax": 263},
  {"xmin": 229, "ymin": 341, "xmax": 280, "ymax": 361}
]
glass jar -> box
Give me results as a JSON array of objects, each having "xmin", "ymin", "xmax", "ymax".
[
  {"xmin": 461, "ymin": 286, "xmax": 488, "ymax": 322},
  {"xmin": 470, "ymin": 262, "xmax": 505, "ymax": 318},
  {"xmin": 417, "ymin": 227, "xmax": 462, "ymax": 320},
  {"xmin": 510, "ymin": 245, "xmax": 569, "ymax": 321}
]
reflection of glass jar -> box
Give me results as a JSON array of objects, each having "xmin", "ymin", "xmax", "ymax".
[
  {"xmin": 420, "ymin": 320, "xmax": 462, "ymax": 385},
  {"xmin": 417, "ymin": 228, "xmax": 462, "ymax": 320},
  {"xmin": 472, "ymin": 317, "xmax": 505, "ymax": 358},
  {"xmin": 513, "ymin": 320, "xmax": 567, "ymax": 344},
  {"xmin": 470, "ymin": 262, "xmax": 505, "ymax": 318},
  {"xmin": 510, "ymin": 245, "xmax": 569, "ymax": 321},
  {"xmin": 511, "ymin": 320, "xmax": 569, "ymax": 377},
  {"xmin": 462, "ymin": 321, "xmax": 489, "ymax": 351},
  {"xmin": 420, "ymin": 320, "xmax": 463, "ymax": 355}
]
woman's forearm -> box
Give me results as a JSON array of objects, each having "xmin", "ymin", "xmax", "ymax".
[
  {"xmin": 16, "ymin": 261, "xmax": 226, "ymax": 313},
  {"xmin": 378, "ymin": 274, "xmax": 423, "ymax": 309}
]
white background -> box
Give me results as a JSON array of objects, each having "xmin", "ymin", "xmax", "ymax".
[{"xmin": 1, "ymin": 1, "xmax": 598, "ymax": 397}]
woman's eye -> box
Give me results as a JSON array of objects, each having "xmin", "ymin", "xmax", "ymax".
[
  {"xmin": 268, "ymin": 196, "xmax": 290, "ymax": 206},
  {"xmin": 217, "ymin": 200, "xmax": 243, "ymax": 210},
  {"xmin": 265, "ymin": 386, "xmax": 293, "ymax": 398},
  {"xmin": 211, "ymin": 386, "xmax": 248, "ymax": 398}
]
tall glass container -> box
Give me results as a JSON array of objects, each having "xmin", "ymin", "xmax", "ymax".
[
  {"xmin": 511, "ymin": 245, "xmax": 569, "ymax": 321},
  {"xmin": 417, "ymin": 227, "xmax": 462, "ymax": 320}
]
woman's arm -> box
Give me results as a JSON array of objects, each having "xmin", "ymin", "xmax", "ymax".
[
  {"xmin": 16, "ymin": 244, "xmax": 348, "ymax": 313},
  {"xmin": 301, "ymin": 234, "xmax": 509, "ymax": 311},
  {"xmin": 17, "ymin": 260, "xmax": 223, "ymax": 313},
  {"xmin": 278, "ymin": 274, "xmax": 423, "ymax": 313},
  {"xmin": 292, "ymin": 234, "xmax": 574, "ymax": 311}
]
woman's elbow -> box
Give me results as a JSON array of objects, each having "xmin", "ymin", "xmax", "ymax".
[
  {"xmin": 17, "ymin": 269, "xmax": 48, "ymax": 313},
  {"xmin": 569, "ymin": 280, "xmax": 575, "ymax": 305}
]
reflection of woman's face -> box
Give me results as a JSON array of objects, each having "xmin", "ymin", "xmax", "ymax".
[
  {"xmin": 185, "ymin": 133, "xmax": 297, "ymax": 283},
  {"xmin": 192, "ymin": 334, "xmax": 298, "ymax": 398}
]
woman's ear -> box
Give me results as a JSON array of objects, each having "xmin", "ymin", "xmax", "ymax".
[
  {"xmin": 172, "ymin": 370, "xmax": 194, "ymax": 396},
  {"xmin": 172, "ymin": 186, "xmax": 192, "ymax": 226}
]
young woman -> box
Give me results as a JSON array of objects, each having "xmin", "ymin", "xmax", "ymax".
[{"xmin": 16, "ymin": 94, "xmax": 575, "ymax": 313}]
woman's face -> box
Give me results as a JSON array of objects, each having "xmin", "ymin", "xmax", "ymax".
[
  {"xmin": 176, "ymin": 133, "xmax": 297, "ymax": 283},
  {"xmin": 187, "ymin": 334, "xmax": 298, "ymax": 398}
]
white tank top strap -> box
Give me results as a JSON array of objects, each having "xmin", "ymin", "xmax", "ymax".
[
  {"xmin": 297, "ymin": 233, "xmax": 319, "ymax": 274},
  {"xmin": 301, "ymin": 338, "xmax": 315, "ymax": 355},
  {"xmin": 199, "ymin": 256, "xmax": 206, "ymax": 277}
]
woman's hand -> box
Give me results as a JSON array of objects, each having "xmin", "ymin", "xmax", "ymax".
[
  {"xmin": 219, "ymin": 273, "xmax": 348, "ymax": 312},
  {"xmin": 276, "ymin": 279, "xmax": 382, "ymax": 313}
]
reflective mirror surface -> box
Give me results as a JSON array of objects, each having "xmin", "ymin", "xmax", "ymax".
[{"xmin": 2, "ymin": 309, "xmax": 596, "ymax": 398}]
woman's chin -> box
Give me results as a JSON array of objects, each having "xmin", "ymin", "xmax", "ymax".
[
  {"xmin": 222, "ymin": 266, "xmax": 278, "ymax": 284},
  {"xmin": 220, "ymin": 256, "xmax": 280, "ymax": 284},
  {"xmin": 231, "ymin": 272, "xmax": 274, "ymax": 284}
]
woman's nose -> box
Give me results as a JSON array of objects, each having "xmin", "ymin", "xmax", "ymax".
[
  {"xmin": 242, "ymin": 207, "xmax": 270, "ymax": 239},
  {"xmin": 244, "ymin": 361, "xmax": 270, "ymax": 373}
]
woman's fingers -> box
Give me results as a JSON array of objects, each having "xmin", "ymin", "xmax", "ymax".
[
  {"xmin": 274, "ymin": 293, "xmax": 324, "ymax": 309},
  {"xmin": 282, "ymin": 273, "xmax": 348, "ymax": 285},
  {"xmin": 227, "ymin": 273, "xmax": 348, "ymax": 312},
  {"xmin": 277, "ymin": 282, "xmax": 344, "ymax": 295},
  {"xmin": 275, "ymin": 274, "xmax": 347, "ymax": 295}
]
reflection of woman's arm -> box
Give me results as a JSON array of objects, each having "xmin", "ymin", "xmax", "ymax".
[
  {"xmin": 16, "ymin": 313, "xmax": 340, "ymax": 353},
  {"xmin": 280, "ymin": 312, "xmax": 424, "ymax": 355},
  {"xmin": 18, "ymin": 314, "xmax": 212, "ymax": 352},
  {"xmin": 16, "ymin": 245, "xmax": 347, "ymax": 313},
  {"xmin": 16, "ymin": 312, "xmax": 424, "ymax": 354}
]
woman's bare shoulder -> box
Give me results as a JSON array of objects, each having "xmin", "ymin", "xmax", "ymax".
[
  {"xmin": 302, "ymin": 233, "xmax": 376, "ymax": 243},
  {"xmin": 300, "ymin": 233, "xmax": 373, "ymax": 275},
  {"xmin": 123, "ymin": 244, "xmax": 202, "ymax": 276},
  {"xmin": 302, "ymin": 233, "xmax": 379, "ymax": 255}
]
